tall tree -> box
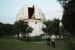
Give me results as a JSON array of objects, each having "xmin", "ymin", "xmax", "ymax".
[
  {"xmin": 42, "ymin": 19, "xmax": 60, "ymax": 35},
  {"xmin": 0, "ymin": 22, "xmax": 5, "ymax": 36},
  {"xmin": 0, "ymin": 22, "xmax": 13, "ymax": 37},
  {"xmin": 58, "ymin": 0, "xmax": 75, "ymax": 35},
  {"xmin": 14, "ymin": 20, "xmax": 33, "ymax": 39}
]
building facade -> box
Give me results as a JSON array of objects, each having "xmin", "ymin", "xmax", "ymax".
[{"xmin": 16, "ymin": 5, "xmax": 46, "ymax": 36}]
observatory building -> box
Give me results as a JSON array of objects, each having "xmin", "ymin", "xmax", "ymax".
[{"xmin": 16, "ymin": 5, "xmax": 46, "ymax": 36}]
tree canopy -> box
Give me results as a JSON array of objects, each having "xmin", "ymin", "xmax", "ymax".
[
  {"xmin": 0, "ymin": 20, "xmax": 33, "ymax": 39},
  {"xmin": 14, "ymin": 20, "xmax": 33, "ymax": 39},
  {"xmin": 0, "ymin": 22, "xmax": 13, "ymax": 37},
  {"xmin": 58, "ymin": 0, "xmax": 75, "ymax": 35},
  {"xmin": 42, "ymin": 19, "xmax": 60, "ymax": 35}
]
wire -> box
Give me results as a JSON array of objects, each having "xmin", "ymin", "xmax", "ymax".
[{"xmin": 45, "ymin": 10, "xmax": 63, "ymax": 15}]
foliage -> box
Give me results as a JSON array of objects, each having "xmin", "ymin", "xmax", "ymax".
[
  {"xmin": 0, "ymin": 20, "xmax": 33, "ymax": 39},
  {"xmin": 21, "ymin": 36, "xmax": 43, "ymax": 42},
  {"xmin": 14, "ymin": 20, "xmax": 33, "ymax": 39},
  {"xmin": 0, "ymin": 22, "xmax": 13, "ymax": 37},
  {"xmin": 58, "ymin": 0, "xmax": 75, "ymax": 35},
  {"xmin": 65, "ymin": 38, "xmax": 75, "ymax": 50},
  {"xmin": 42, "ymin": 18, "xmax": 60, "ymax": 35}
]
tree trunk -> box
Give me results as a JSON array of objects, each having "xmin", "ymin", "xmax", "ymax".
[{"xmin": 17, "ymin": 33, "xmax": 19, "ymax": 39}]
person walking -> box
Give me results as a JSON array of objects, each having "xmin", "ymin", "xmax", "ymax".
[{"xmin": 51, "ymin": 33, "xmax": 56, "ymax": 48}]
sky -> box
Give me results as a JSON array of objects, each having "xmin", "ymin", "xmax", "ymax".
[{"xmin": 0, "ymin": 0, "xmax": 63, "ymax": 24}]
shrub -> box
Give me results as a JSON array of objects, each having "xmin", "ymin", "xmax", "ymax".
[
  {"xmin": 21, "ymin": 36, "xmax": 44, "ymax": 42},
  {"xmin": 66, "ymin": 41, "xmax": 75, "ymax": 50}
]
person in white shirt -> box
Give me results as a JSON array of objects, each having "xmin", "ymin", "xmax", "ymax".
[{"xmin": 51, "ymin": 33, "xmax": 56, "ymax": 48}]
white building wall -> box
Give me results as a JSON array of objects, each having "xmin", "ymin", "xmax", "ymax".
[
  {"xmin": 28, "ymin": 21, "xmax": 35, "ymax": 36},
  {"xmin": 20, "ymin": 9, "xmax": 24, "ymax": 20},
  {"xmin": 23, "ymin": 5, "xmax": 28, "ymax": 19},
  {"xmin": 39, "ymin": 9, "xmax": 46, "ymax": 21},
  {"xmin": 26, "ymin": 20, "xmax": 43, "ymax": 36},
  {"xmin": 34, "ymin": 5, "xmax": 42, "ymax": 19},
  {"xmin": 39, "ymin": 22, "xmax": 43, "ymax": 34},
  {"xmin": 34, "ymin": 22, "xmax": 40, "ymax": 36}
]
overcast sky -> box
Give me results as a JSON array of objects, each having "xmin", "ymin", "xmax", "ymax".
[{"xmin": 0, "ymin": 0, "xmax": 63, "ymax": 24}]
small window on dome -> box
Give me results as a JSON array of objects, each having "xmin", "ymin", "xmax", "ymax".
[{"xmin": 35, "ymin": 22, "xmax": 37, "ymax": 24}]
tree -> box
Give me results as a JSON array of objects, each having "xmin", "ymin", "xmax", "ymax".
[
  {"xmin": 4, "ymin": 24, "xmax": 13, "ymax": 35},
  {"xmin": 58, "ymin": 0, "xmax": 75, "ymax": 35},
  {"xmin": 14, "ymin": 20, "xmax": 33, "ymax": 39},
  {"xmin": 42, "ymin": 19, "xmax": 60, "ymax": 35},
  {"xmin": 0, "ymin": 22, "xmax": 13, "ymax": 37},
  {"xmin": 0, "ymin": 22, "xmax": 5, "ymax": 37}
]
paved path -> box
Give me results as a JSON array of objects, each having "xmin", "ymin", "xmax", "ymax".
[
  {"xmin": 29, "ymin": 40, "xmax": 67, "ymax": 50},
  {"xmin": 48, "ymin": 40, "xmax": 67, "ymax": 50}
]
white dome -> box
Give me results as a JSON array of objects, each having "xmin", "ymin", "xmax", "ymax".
[{"xmin": 16, "ymin": 5, "xmax": 46, "ymax": 21}]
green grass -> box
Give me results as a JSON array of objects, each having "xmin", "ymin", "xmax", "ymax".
[
  {"xmin": 63, "ymin": 37, "xmax": 75, "ymax": 50},
  {"xmin": 0, "ymin": 37, "xmax": 68, "ymax": 50},
  {"xmin": 70, "ymin": 37, "xmax": 75, "ymax": 43}
]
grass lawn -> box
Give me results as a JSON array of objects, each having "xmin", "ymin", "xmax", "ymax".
[
  {"xmin": 70, "ymin": 37, "xmax": 75, "ymax": 43},
  {"xmin": 0, "ymin": 38, "xmax": 68, "ymax": 50}
]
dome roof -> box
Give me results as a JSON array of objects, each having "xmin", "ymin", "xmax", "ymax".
[{"xmin": 16, "ymin": 5, "xmax": 46, "ymax": 21}]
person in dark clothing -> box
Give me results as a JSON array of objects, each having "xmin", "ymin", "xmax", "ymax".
[
  {"xmin": 52, "ymin": 41, "xmax": 55, "ymax": 47},
  {"xmin": 47, "ymin": 37, "xmax": 51, "ymax": 46}
]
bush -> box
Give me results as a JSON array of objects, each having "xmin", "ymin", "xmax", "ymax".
[
  {"xmin": 31, "ymin": 36, "xmax": 42, "ymax": 42},
  {"xmin": 21, "ymin": 36, "xmax": 44, "ymax": 42},
  {"xmin": 66, "ymin": 41, "xmax": 75, "ymax": 50}
]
